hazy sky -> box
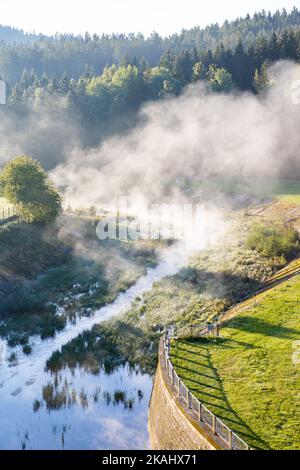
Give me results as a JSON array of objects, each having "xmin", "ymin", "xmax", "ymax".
[{"xmin": 1, "ymin": 0, "xmax": 298, "ymax": 36}]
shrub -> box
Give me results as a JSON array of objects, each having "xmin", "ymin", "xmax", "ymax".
[{"xmin": 246, "ymin": 224, "xmax": 299, "ymax": 261}]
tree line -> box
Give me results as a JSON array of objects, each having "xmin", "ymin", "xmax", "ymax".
[
  {"xmin": 2, "ymin": 27, "xmax": 300, "ymax": 132},
  {"xmin": 1, "ymin": 7, "xmax": 300, "ymax": 83}
]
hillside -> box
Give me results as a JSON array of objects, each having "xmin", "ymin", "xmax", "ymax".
[{"xmin": 171, "ymin": 274, "xmax": 300, "ymax": 449}]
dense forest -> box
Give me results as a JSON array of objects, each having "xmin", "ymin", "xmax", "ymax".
[{"xmin": 1, "ymin": 8, "xmax": 300, "ymax": 147}]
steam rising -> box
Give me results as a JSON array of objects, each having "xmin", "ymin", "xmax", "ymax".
[
  {"xmin": 0, "ymin": 103, "xmax": 81, "ymax": 170},
  {"xmin": 1, "ymin": 61, "xmax": 300, "ymax": 210}
]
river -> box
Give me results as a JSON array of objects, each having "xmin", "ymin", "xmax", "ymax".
[{"xmin": 0, "ymin": 243, "xmax": 195, "ymax": 450}]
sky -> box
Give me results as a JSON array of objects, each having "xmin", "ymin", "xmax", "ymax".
[{"xmin": 1, "ymin": 0, "xmax": 298, "ymax": 36}]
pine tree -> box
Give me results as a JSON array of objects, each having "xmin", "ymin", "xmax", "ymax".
[
  {"xmin": 231, "ymin": 39, "xmax": 247, "ymax": 89},
  {"xmin": 173, "ymin": 50, "xmax": 193, "ymax": 84},
  {"xmin": 159, "ymin": 50, "xmax": 174, "ymax": 72},
  {"xmin": 253, "ymin": 61, "xmax": 269, "ymax": 94},
  {"xmin": 269, "ymin": 32, "xmax": 280, "ymax": 61}
]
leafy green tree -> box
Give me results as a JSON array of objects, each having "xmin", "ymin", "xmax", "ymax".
[
  {"xmin": 192, "ymin": 62, "xmax": 206, "ymax": 82},
  {"xmin": 0, "ymin": 156, "xmax": 62, "ymax": 223},
  {"xmin": 144, "ymin": 66, "xmax": 180, "ymax": 99},
  {"xmin": 207, "ymin": 65, "xmax": 233, "ymax": 92}
]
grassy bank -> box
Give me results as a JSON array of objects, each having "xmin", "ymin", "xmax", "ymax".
[
  {"xmin": 171, "ymin": 275, "xmax": 300, "ymax": 450},
  {"xmin": 123, "ymin": 207, "xmax": 293, "ymax": 333}
]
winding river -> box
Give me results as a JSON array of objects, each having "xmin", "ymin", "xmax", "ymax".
[{"xmin": 0, "ymin": 243, "xmax": 195, "ymax": 450}]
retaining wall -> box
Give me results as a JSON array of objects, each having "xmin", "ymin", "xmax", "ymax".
[{"xmin": 148, "ymin": 340, "xmax": 225, "ymax": 450}]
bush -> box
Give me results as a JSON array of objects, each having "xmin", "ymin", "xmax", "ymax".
[{"xmin": 246, "ymin": 224, "xmax": 299, "ymax": 261}]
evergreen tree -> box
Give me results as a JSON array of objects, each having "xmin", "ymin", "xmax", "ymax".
[{"xmin": 253, "ymin": 61, "xmax": 269, "ymax": 94}]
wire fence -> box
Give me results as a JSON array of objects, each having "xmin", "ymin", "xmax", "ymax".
[{"xmin": 162, "ymin": 328, "xmax": 251, "ymax": 450}]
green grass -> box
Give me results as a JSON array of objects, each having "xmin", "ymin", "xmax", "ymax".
[
  {"xmin": 277, "ymin": 194, "xmax": 300, "ymax": 204},
  {"xmin": 171, "ymin": 275, "xmax": 300, "ymax": 450}
]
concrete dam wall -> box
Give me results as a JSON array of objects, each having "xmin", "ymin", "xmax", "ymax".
[{"xmin": 148, "ymin": 339, "xmax": 223, "ymax": 450}]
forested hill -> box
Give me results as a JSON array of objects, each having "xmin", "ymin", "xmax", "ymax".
[
  {"xmin": 0, "ymin": 25, "xmax": 39, "ymax": 44},
  {"xmin": 1, "ymin": 7, "xmax": 300, "ymax": 83},
  {"xmin": 2, "ymin": 6, "xmax": 300, "ymax": 160}
]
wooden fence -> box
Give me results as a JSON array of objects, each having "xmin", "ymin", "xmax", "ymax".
[{"xmin": 0, "ymin": 207, "xmax": 19, "ymax": 226}]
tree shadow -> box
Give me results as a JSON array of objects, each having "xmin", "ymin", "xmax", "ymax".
[
  {"xmin": 228, "ymin": 316, "xmax": 300, "ymax": 340},
  {"xmin": 172, "ymin": 339, "xmax": 271, "ymax": 449}
]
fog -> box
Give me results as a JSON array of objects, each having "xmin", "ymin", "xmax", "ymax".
[
  {"xmin": 1, "ymin": 61, "xmax": 300, "ymax": 210},
  {"xmin": 0, "ymin": 102, "xmax": 81, "ymax": 170},
  {"xmin": 51, "ymin": 61, "xmax": 300, "ymax": 208}
]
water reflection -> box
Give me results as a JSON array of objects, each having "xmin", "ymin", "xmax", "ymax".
[
  {"xmin": 0, "ymin": 362, "xmax": 152, "ymax": 450},
  {"xmin": 38, "ymin": 369, "xmax": 144, "ymax": 414}
]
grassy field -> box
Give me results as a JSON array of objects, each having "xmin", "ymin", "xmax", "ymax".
[{"xmin": 171, "ymin": 275, "xmax": 300, "ymax": 450}]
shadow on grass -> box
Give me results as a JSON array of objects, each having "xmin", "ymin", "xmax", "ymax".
[
  {"xmin": 172, "ymin": 338, "xmax": 271, "ymax": 450},
  {"xmin": 228, "ymin": 316, "xmax": 300, "ymax": 340}
]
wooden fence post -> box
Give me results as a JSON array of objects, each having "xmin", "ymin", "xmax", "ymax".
[
  {"xmin": 228, "ymin": 430, "xmax": 233, "ymax": 449},
  {"xmin": 212, "ymin": 415, "xmax": 217, "ymax": 435},
  {"xmin": 187, "ymin": 391, "xmax": 191, "ymax": 408}
]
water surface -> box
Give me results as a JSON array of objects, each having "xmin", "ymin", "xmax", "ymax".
[{"xmin": 0, "ymin": 244, "xmax": 192, "ymax": 449}]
